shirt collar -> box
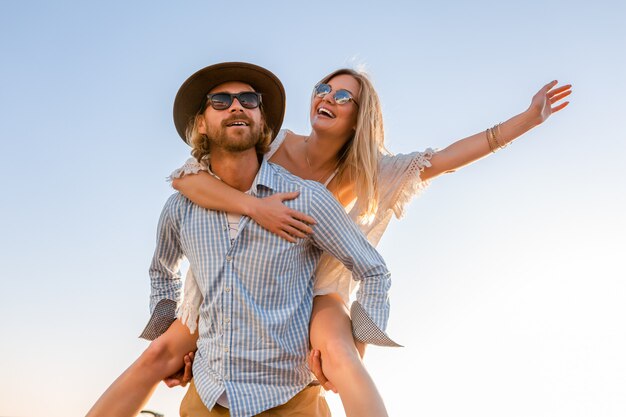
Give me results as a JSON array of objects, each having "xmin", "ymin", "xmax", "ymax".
[
  {"xmin": 205, "ymin": 156, "xmax": 276, "ymax": 196},
  {"xmin": 250, "ymin": 160, "xmax": 278, "ymax": 196}
]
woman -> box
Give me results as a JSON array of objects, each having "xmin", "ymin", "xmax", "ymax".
[{"xmin": 87, "ymin": 69, "xmax": 571, "ymax": 417}]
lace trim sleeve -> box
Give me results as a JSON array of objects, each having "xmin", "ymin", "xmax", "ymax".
[
  {"xmin": 380, "ymin": 148, "xmax": 435, "ymax": 219},
  {"xmin": 176, "ymin": 268, "xmax": 203, "ymax": 334},
  {"xmin": 167, "ymin": 157, "xmax": 208, "ymax": 183}
]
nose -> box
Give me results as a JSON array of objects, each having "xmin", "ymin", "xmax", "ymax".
[
  {"xmin": 320, "ymin": 92, "xmax": 334, "ymax": 105},
  {"xmin": 228, "ymin": 97, "xmax": 245, "ymax": 113}
]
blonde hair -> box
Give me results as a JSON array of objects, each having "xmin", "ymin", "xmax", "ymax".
[
  {"xmin": 185, "ymin": 106, "xmax": 273, "ymax": 163},
  {"xmin": 317, "ymin": 68, "xmax": 390, "ymax": 220}
]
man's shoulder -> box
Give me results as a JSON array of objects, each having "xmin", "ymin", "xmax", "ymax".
[
  {"xmin": 161, "ymin": 192, "xmax": 191, "ymax": 218},
  {"xmin": 164, "ymin": 191, "xmax": 186, "ymax": 206}
]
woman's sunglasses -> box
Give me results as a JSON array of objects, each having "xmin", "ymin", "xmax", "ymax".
[
  {"xmin": 204, "ymin": 92, "xmax": 262, "ymax": 111},
  {"xmin": 314, "ymin": 83, "xmax": 359, "ymax": 106}
]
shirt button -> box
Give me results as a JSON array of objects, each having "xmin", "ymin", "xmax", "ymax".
[
  {"xmin": 223, "ymin": 226, "xmax": 228, "ymax": 231},
  {"xmin": 226, "ymin": 256, "xmax": 232, "ymax": 262},
  {"xmin": 225, "ymin": 287, "xmax": 231, "ymax": 293},
  {"xmin": 224, "ymin": 347, "xmax": 229, "ymax": 353},
  {"xmin": 225, "ymin": 317, "xmax": 231, "ymax": 324}
]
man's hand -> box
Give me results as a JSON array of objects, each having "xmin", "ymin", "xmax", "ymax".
[
  {"xmin": 308, "ymin": 349, "xmax": 337, "ymax": 393},
  {"xmin": 163, "ymin": 351, "xmax": 195, "ymax": 388}
]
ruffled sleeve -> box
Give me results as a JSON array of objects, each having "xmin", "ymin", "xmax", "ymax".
[
  {"xmin": 378, "ymin": 149, "xmax": 436, "ymax": 219},
  {"xmin": 176, "ymin": 268, "xmax": 203, "ymax": 334},
  {"xmin": 167, "ymin": 157, "xmax": 209, "ymax": 183}
]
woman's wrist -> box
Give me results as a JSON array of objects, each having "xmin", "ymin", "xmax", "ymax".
[
  {"xmin": 242, "ymin": 194, "xmax": 260, "ymax": 219},
  {"xmin": 503, "ymin": 110, "xmax": 541, "ymax": 143},
  {"xmin": 520, "ymin": 107, "xmax": 543, "ymax": 129}
]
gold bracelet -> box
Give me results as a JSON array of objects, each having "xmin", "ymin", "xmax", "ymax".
[
  {"xmin": 493, "ymin": 123, "xmax": 506, "ymax": 149},
  {"xmin": 486, "ymin": 123, "xmax": 507, "ymax": 152},
  {"xmin": 486, "ymin": 127, "xmax": 499, "ymax": 153}
]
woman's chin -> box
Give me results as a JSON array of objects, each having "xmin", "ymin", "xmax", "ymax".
[{"xmin": 311, "ymin": 116, "xmax": 340, "ymax": 133}]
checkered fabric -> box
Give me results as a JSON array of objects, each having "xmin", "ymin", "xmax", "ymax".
[
  {"xmin": 145, "ymin": 161, "xmax": 394, "ymax": 417},
  {"xmin": 351, "ymin": 301, "xmax": 402, "ymax": 347},
  {"xmin": 139, "ymin": 298, "xmax": 176, "ymax": 341}
]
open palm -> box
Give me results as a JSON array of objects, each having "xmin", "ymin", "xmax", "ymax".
[{"xmin": 529, "ymin": 80, "xmax": 572, "ymax": 124}]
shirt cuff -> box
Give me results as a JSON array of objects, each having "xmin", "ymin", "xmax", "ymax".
[
  {"xmin": 350, "ymin": 301, "xmax": 402, "ymax": 347},
  {"xmin": 139, "ymin": 299, "xmax": 177, "ymax": 340}
]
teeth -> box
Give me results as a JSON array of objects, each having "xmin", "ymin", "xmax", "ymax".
[
  {"xmin": 228, "ymin": 121, "xmax": 248, "ymax": 126},
  {"xmin": 318, "ymin": 107, "xmax": 335, "ymax": 118}
]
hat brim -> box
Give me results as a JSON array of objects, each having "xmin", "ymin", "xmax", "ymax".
[{"xmin": 173, "ymin": 62, "xmax": 286, "ymax": 143}]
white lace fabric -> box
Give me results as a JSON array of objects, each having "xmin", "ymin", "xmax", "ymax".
[
  {"xmin": 172, "ymin": 130, "xmax": 435, "ymax": 333},
  {"xmin": 168, "ymin": 157, "xmax": 209, "ymax": 183}
]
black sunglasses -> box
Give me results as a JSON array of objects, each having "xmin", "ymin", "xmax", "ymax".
[
  {"xmin": 204, "ymin": 92, "xmax": 262, "ymax": 111},
  {"xmin": 314, "ymin": 83, "xmax": 359, "ymax": 106}
]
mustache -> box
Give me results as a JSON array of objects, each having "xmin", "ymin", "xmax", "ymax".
[{"xmin": 221, "ymin": 114, "xmax": 254, "ymax": 126}]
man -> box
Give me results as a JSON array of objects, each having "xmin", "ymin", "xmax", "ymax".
[{"xmin": 144, "ymin": 62, "xmax": 393, "ymax": 417}]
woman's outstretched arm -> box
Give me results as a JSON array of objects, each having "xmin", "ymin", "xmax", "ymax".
[
  {"xmin": 85, "ymin": 319, "xmax": 198, "ymax": 417},
  {"xmin": 172, "ymin": 172, "xmax": 316, "ymax": 242},
  {"xmin": 421, "ymin": 80, "xmax": 572, "ymax": 181}
]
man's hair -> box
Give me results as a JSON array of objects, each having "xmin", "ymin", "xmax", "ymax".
[
  {"xmin": 186, "ymin": 104, "xmax": 273, "ymax": 163},
  {"xmin": 315, "ymin": 68, "xmax": 390, "ymax": 221}
]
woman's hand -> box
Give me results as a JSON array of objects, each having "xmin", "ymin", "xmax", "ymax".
[
  {"xmin": 249, "ymin": 191, "xmax": 317, "ymax": 243},
  {"xmin": 308, "ymin": 349, "xmax": 338, "ymax": 393},
  {"xmin": 163, "ymin": 351, "xmax": 194, "ymax": 388},
  {"xmin": 527, "ymin": 80, "xmax": 572, "ymax": 125}
]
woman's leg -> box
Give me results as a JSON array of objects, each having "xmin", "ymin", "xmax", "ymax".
[
  {"xmin": 309, "ymin": 294, "xmax": 389, "ymax": 417},
  {"xmin": 86, "ymin": 319, "xmax": 198, "ymax": 417}
]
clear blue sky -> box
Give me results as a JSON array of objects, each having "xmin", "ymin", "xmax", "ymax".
[{"xmin": 1, "ymin": 1, "xmax": 625, "ymax": 416}]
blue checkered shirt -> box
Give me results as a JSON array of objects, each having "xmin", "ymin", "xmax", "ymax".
[{"xmin": 148, "ymin": 161, "xmax": 391, "ymax": 417}]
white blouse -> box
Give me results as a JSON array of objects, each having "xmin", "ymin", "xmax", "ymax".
[{"xmin": 169, "ymin": 130, "xmax": 435, "ymax": 333}]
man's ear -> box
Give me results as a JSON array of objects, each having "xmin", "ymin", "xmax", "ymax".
[{"xmin": 197, "ymin": 115, "xmax": 207, "ymax": 135}]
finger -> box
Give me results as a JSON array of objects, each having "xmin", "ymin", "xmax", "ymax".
[
  {"xmin": 182, "ymin": 357, "xmax": 193, "ymax": 383},
  {"xmin": 278, "ymin": 230, "xmax": 297, "ymax": 243},
  {"xmin": 284, "ymin": 224, "xmax": 308, "ymax": 239},
  {"xmin": 278, "ymin": 191, "xmax": 300, "ymax": 202},
  {"xmin": 288, "ymin": 220, "xmax": 314, "ymax": 235},
  {"xmin": 324, "ymin": 382, "xmax": 338, "ymax": 393},
  {"xmin": 551, "ymin": 101, "xmax": 570, "ymax": 113},
  {"xmin": 308, "ymin": 350, "xmax": 316, "ymax": 370},
  {"xmin": 288, "ymin": 218, "xmax": 314, "ymax": 235},
  {"xmin": 549, "ymin": 90, "xmax": 572, "ymax": 103},
  {"xmin": 164, "ymin": 378, "xmax": 180, "ymax": 388},
  {"xmin": 544, "ymin": 80, "xmax": 558, "ymax": 90},
  {"xmin": 547, "ymin": 84, "xmax": 571, "ymax": 97},
  {"xmin": 311, "ymin": 350, "xmax": 327, "ymax": 383},
  {"xmin": 289, "ymin": 210, "xmax": 317, "ymax": 225}
]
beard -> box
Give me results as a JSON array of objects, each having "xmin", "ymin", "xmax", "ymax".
[{"xmin": 205, "ymin": 114, "xmax": 262, "ymax": 153}]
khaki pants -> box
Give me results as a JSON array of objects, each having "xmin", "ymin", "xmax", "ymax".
[{"xmin": 180, "ymin": 380, "xmax": 331, "ymax": 417}]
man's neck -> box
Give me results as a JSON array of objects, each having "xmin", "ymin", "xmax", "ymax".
[{"xmin": 209, "ymin": 148, "xmax": 260, "ymax": 192}]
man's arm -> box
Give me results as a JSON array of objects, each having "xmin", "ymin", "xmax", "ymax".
[
  {"xmin": 139, "ymin": 193, "xmax": 186, "ymax": 340},
  {"xmin": 309, "ymin": 186, "xmax": 400, "ymax": 347}
]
